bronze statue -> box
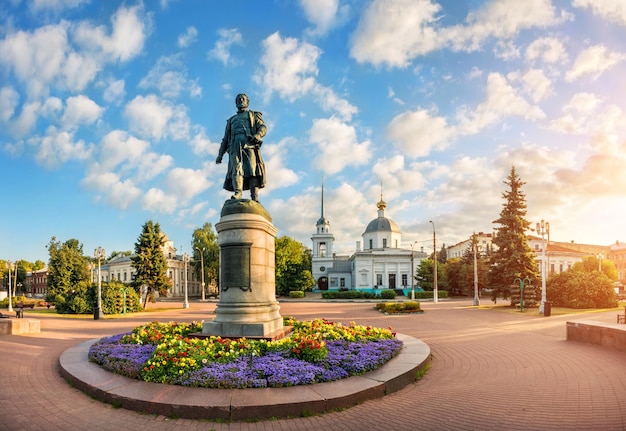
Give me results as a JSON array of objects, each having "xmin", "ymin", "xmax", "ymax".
[{"xmin": 216, "ymin": 93, "xmax": 267, "ymax": 201}]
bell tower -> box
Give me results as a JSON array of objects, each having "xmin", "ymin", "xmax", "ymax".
[{"xmin": 311, "ymin": 181, "xmax": 334, "ymax": 289}]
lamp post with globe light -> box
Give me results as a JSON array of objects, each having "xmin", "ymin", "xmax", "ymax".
[
  {"xmin": 195, "ymin": 247, "xmax": 206, "ymax": 301},
  {"xmin": 410, "ymin": 241, "xmax": 418, "ymax": 300},
  {"xmin": 473, "ymin": 233, "xmax": 480, "ymax": 306},
  {"xmin": 182, "ymin": 253, "xmax": 190, "ymax": 309},
  {"xmin": 536, "ymin": 220, "xmax": 549, "ymax": 314},
  {"xmin": 93, "ymin": 247, "xmax": 105, "ymax": 320},
  {"xmin": 6, "ymin": 260, "xmax": 13, "ymax": 313},
  {"xmin": 429, "ymin": 221, "xmax": 438, "ymax": 303}
]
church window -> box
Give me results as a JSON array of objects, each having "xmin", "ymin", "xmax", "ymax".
[
  {"xmin": 383, "ymin": 238, "xmax": 387, "ymax": 248},
  {"xmin": 376, "ymin": 273, "xmax": 382, "ymax": 286},
  {"xmin": 340, "ymin": 277, "xmax": 345, "ymax": 287},
  {"xmin": 369, "ymin": 239, "xmax": 373, "ymax": 249},
  {"xmin": 319, "ymin": 242, "xmax": 326, "ymax": 257},
  {"xmin": 402, "ymin": 274, "xmax": 408, "ymax": 286}
]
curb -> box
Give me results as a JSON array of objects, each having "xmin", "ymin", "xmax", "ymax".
[{"xmin": 59, "ymin": 333, "xmax": 430, "ymax": 421}]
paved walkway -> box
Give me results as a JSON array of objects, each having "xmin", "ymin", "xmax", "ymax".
[{"xmin": 1, "ymin": 299, "xmax": 625, "ymax": 430}]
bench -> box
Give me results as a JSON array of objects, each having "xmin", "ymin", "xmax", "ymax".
[
  {"xmin": 16, "ymin": 302, "xmax": 35, "ymax": 309},
  {"xmin": 618, "ymin": 306, "xmax": 626, "ymax": 324},
  {"xmin": 0, "ymin": 312, "xmax": 10, "ymax": 319}
]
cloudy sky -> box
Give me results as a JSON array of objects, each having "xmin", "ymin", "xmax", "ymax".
[{"xmin": 2, "ymin": 0, "xmax": 626, "ymax": 263}]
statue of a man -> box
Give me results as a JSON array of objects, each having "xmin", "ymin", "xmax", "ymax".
[{"xmin": 216, "ymin": 93, "xmax": 267, "ymax": 201}]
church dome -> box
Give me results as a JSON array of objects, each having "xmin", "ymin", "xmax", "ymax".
[
  {"xmin": 363, "ymin": 197, "xmax": 401, "ymax": 234},
  {"xmin": 364, "ymin": 216, "xmax": 401, "ymax": 234}
]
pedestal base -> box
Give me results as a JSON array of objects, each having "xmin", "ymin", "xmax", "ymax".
[{"xmin": 201, "ymin": 199, "xmax": 283, "ymax": 339}]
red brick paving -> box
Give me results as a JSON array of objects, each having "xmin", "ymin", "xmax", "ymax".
[{"xmin": 1, "ymin": 299, "xmax": 625, "ymax": 430}]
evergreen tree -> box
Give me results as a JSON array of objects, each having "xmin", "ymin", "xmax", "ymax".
[
  {"xmin": 488, "ymin": 166, "xmax": 539, "ymax": 302},
  {"xmin": 191, "ymin": 222, "xmax": 220, "ymax": 296},
  {"xmin": 46, "ymin": 237, "xmax": 91, "ymax": 300},
  {"xmin": 131, "ymin": 221, "xmax": 171, "ymax": 307}
]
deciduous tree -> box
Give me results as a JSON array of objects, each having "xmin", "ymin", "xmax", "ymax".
[{"xmin": 275, "ymin": 236, "xmax": 315, "ymax": 296}]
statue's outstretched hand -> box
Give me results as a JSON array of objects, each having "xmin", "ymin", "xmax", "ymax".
[{"xmin": 216, "ymin": 155, "xmax": 222, "ymax": 164}]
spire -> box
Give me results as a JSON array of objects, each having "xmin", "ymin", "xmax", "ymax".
[
  {"xmin": 321, "ymin": 177, "xmax": 325, "ymax": 220},
  {"xmin": 377, "ymin": 180, "xmax": 386, "ymax": 213}
]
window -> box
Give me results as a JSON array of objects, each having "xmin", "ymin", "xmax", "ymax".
[
  {"xmin": 402, "ymin": 274, "xmax": 408, "ymax": 286},
  {"xmin": 330, "ymin": 277, "xmax": 337, "ymax": 287},
  {"xmin": 383, "ymin": 238, "xmax": 387, "ymax": 248},
  {"xmin": 319, "ymin": 242, "xmax": 326, "ymax": 257},
  {"xmin": 376, "ymin": 273, "xmax": 382, "ymax": 286},
  {"xmin": 340, "ymin": 278, "xmax": 345, "ymax": 287},
  {"xmin": 369, "ymin": 239, "xmax": 373, "ymax": 249}
]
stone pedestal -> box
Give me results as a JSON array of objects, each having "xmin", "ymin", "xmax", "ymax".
[{"xmin": 202, "ymin": 200, "xmax": 283, "ymax": 338}]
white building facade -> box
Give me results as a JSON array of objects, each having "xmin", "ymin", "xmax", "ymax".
[
  {"xmin": 97, "ymin": 233, "xmax": 202, "ymax": 298},
  {"xmin": 311, "ymin": 192, "xmax": 426, "ymax": 292}
]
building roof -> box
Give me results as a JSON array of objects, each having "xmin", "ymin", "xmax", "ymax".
[{"xmin": 363, "ymin": 196, "xmax": 401, "ymax": 234}]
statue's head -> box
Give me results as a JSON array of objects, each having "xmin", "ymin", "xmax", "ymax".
[{"xmin": 236, "ymin": 93, "xmax": 249, "ymax": 111}]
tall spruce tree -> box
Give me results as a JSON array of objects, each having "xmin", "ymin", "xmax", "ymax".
[
  {"xmin": 131, "ymin": 220, "xmax": 171, "ymax": 307},
  {"xmin": 489, "ymin": 166, "xmax": 539, "ymax": 303}
]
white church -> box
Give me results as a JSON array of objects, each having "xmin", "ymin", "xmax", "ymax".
[{"xmin": 311, "ymin": 187, "xmax": 427, "ymax": 294}]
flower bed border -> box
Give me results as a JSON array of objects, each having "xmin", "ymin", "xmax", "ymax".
[{"xmin": 59, "ymin": 333, "xmax": 430, "ymax": 421}]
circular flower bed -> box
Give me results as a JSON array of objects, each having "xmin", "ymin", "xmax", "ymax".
[{"xmin": 88, "ymin": 317, "xmax": 403, "ymax": 389}]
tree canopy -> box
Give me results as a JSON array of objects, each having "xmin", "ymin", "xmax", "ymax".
[
  {"xmin": 46, "ymin": 237, "xmax": 91, "ymax": 299},
  {"xmin": 131, "ymin": 220, "xmax": 171, "ymax": 306},
  {"xmin": 191, "ymin": 222, "xmax": 219, "ymax": 296},
  {"xmin": 275, "ymin": 236, "xmax": 315, "ymax": 296},
  {"xmin": 488, "ymin": 166, "xmax": 538, "ymax": 301}
]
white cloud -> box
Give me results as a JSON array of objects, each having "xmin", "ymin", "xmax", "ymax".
[
  {"xmin": 0, "ymin": 86, "xmax": 19, "ymax": 122},
  {"xmin": 177, "ymin": 26, "xmax": 198, "ymax": 48},
  {"xmin": 350, "ymin": 0, "xmax": 565, "ymax": 67},
  {"xmin": 189, "ymin": 131, "xmax": 220, "ymax": 156},
  {"xmin": 565, "ymin": 45, "xmax": 625, "ymax": 82},
  {"xmin": 102, "ymin": 79, "xmax": 125, "ymax": 104},
  {"xmin": 261, "ymin": 138, "xmax": 300, "ymax": 193},
  {"xmin": 124, "ymin": 94, "xmax": 190, "ymax": 141},
  {"xmin": 549, "ymin": 93, "xmax": 625, "ymax": 138},
  {"xmin": 350, "ymin": 0, "xmax": 442, "ymax": 67},
  {"xmin": 99, "ymin": 130, "xmax": 172, "ymax": 181},
  {"xmin": 300, "ymin": 0, "xmax": 349, "ymax": 37},
  {"xmin": 525, "ymin": 36, "xmax": 568, "ymax": 64},
  {"xmin": 0, "ymin": 23, "xmax": 69, "ymax": 99},
  {"xmin": 443, "ymin": 0, "xmax": 565, "ymax": 52},
  {"xmin": 371, "ymin": 155, "xmax": 427, "ymax": 200},
  {"xmin": 456, "ymin": 73, "xmax": 545, "ymax": 135},
  {"xmin": 61, "ymin": 95, "xmax": 103, "ymax": 129},
  {"xmin": 165, "ymin": 167, "xmax": 211, "ymax": 201},
  {"xmin": 11, "ymin": 101, "xmax": 41, "ymax": 137},
  {"xmin": 573, "ymin": 0, "xmax": 626, "ymax": 27},
  {"xmin": 257, "ymin": 32, "xmax": 357, "ymax": 120},
  {"xmin": 387, "ymin": 109, "xmax": 454, "ymax": 158},
  {"xmin": 30, "ymin": 0, "xmax": 90, "ymax": 12},
  {"xmin": 73, "ymin": 4, "xmax": 148, "ymax": 62},
  {"xmin": 207, "ymin": 28, "xmax": 243, "ymax": 65},
  {"xmin": 81, "ymin": 170, "xmax": 142, "ymax": 210},
  {"xmin": 139, "ymin": 55, "xmax": 202, "ymax": 99},
  {"xmin": 309, "ymin": 117, "xmax": 371, "ymax": 174},
  {"xmin": 142, "ymin": 188, "xmax": 177, "ymax": 213},
  {"xmin": 520, "ymin": 68, "xmax": 553, "ymax": 102},
  {"xmin": 35, "ymin": 127, "xmax": 92, "ymax": 167}
]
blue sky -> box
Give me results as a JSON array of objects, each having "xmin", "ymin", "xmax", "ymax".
[{"xmin": 2, "ymin": 0, "xmax": 626, "ymax": 263}]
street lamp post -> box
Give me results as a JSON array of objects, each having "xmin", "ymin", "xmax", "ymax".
[
  {"xmin": 195, "ymin": 247, "xmax": 206, "ymax": 301},
  {"xmin": 410, "ymin": 241, "xmax": 418, "ymax": 300},
  {"xmin": 536, "ymin": 220, "xmax": 549, "ymax": 314},
  {"xmin": 429, "ymin": 221, "xmax": 438, "ymax": 304},
  {"xmin": 597, "ymin": 253, "xmax": 604, "ymax": 273},
  {"xmin": 6, "ymin": 260, "xmax": 13, "ymax": 313},
  {"xmin": 473, "ymin": 233, "xmax": 480, "ymax": 306},
  {"xmin": 93, "ymin": 247, "xmax": 105, "ymax": 320},
  {"xmin": 182, "ymin": 253, "xmax": 190, "ymax": 309}
]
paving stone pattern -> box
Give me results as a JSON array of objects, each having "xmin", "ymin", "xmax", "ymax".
[{"xmin": 0, "ymin": 299, "xmax": 625, "ymax": 431}]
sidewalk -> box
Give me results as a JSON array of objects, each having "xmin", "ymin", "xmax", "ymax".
[{"xmin": 1, "ymin": 300, "xmax": 625, "ymax": 430}]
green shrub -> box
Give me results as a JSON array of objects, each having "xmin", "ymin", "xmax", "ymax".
[
  {"xmin": 380, "ymin": 289, "xmax": 396, "ymax": 299},
  {"xmin": 375, "ymin": 301, "xmax": 422, "ymax": 314},
  {"xmin": 321, "ymin": 290, "xmax": 378, "ymax": 299},
  {"xmin": 288, "ymin": 290, "xmax": 305, "ymax": 298},
  {"xmin": 547, "ymin": 271, "xmax": 617, "ymax": 309}
]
